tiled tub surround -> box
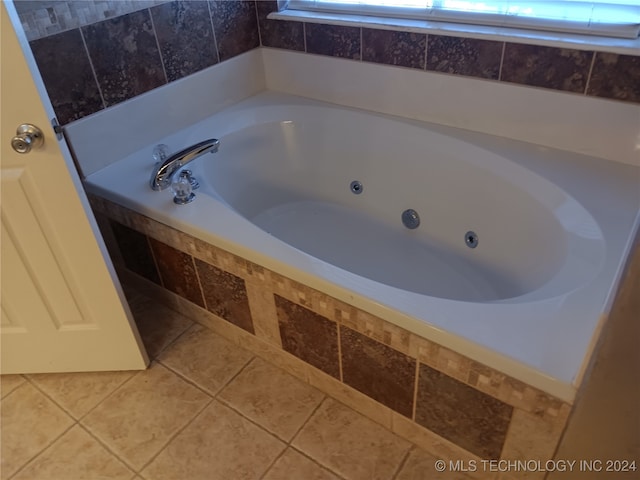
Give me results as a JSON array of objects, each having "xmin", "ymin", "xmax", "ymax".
[
  {"xmin": 22, "ymin": 0, "xmax": 639, "ymax": 130},
  {"xmin": 26, "ymin": 0, "xmax": 261, "ymax": 125},
  {"xmin": 90, "ymin": 195, "xmax": 574, "ymax": 474}
]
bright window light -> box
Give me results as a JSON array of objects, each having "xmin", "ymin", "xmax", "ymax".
[{"xmin": 288, "ymin": 1, "xmax": 640, "ymax": 38}]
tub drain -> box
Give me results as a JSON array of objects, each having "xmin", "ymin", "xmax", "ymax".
[
  {"xmin": 402, "ymin": 209, "xmax": 420, "ymax": 229},
  {"xmin": 465, "ymin": 231, "xmax": 479, "ymax": 248},
  {"xmin": 350, "ymin": 180, "xmax": 363, "ymax": 194}
]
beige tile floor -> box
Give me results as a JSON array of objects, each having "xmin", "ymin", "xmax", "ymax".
[{"xmin": 1, "ymin": 289, "xmax": 471, "ymax": 480}]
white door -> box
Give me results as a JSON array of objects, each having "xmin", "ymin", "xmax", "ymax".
[{"xmin": 0, "ymin": 2, "xmax": 148, "ymax": 373}]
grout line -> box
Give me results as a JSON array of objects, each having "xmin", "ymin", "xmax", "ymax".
[
  {"xmin": 207, "ymin": 0, "xmax": 221, "ymax": 64},
  {"xmin": 0, "ymin": 377, "xmax": 28, "ymax": 402},
  {"xmin": 424, "ymin": 33, "xmax": 428, "ymax": 70},
  {"xmin": 8, "ymin": 421, "xmax": 78, "ymax": 480},
  {"xmin": 148, "ymin": 7, "xmax": 168, "ymax": 85},
  {"xmin": 145, "ymin": 236, "xmax": 165, "ymax": 290},
  {"xmin": 78, "ymin": 421, "xmax": 142, "ymax": 475},
  {"xmin": 411, "ymin": 360, "xmax": 420, "ymax": 421},
  {"xmin": 190, "ymin": 256, "xmax": 208, "ymax": 312},
  {"xmin": 77, "ymin": 368, "xmax": 143, "ymax": 422},
  {"xmin": 584, "ymin": 50, "xmax": 597, "ymax": 95},
  {"xmin": 143, "ymin": 313, "xmax": 194, "ymax": 361},
  {"xmin": 336, "ymin": 323, "xmax": 344, "ymax": 383},
  {"xmin": 498, "ymin": 41, "xmax": 506, "ymax": 80},
  {"xmin": 25, "ymin": 370, "xmax": 134, "ymax": 423},
  {"xmin": 254, "ymin": 0, "xmax": 263, "ymax": 46},
  {"xmin": 286, "ymin": 393, "xmax": 327, "ymax": 446},
  {"xmin": 303, "ymin": 22, "xmax": 307, "ymax": 52},
  {"xmin": 390, "ymin": 445, "xmax": 414, "ymax": 480},
  {"xmin": 136, "ymin": 396, "xmax": 215, "ymax": 474},
  {"xmin": 213, "ymin": 355, "xmax": 257, "ymax": 398},
  {"xmin": 283, "ymin": 445, "xmax": 349, "ymax": 480},
  {"xmin": 258, "ymin": 446, "xmax": 288, "ymax": 480},
  {"xmin": 153, "ymin": 321, "xmax": 197, "ymax": 363},
  {"xmin": 79, "ymin": 27, "xmax": 107, "ymax": 109}
]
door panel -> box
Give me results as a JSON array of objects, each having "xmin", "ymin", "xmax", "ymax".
[{"xmin": 0, "ymin": 1, "xmax": 148, "ymax": 373}]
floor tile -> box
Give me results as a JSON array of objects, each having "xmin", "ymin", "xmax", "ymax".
[
  {"xmin": 159, "ymin": 323, "xmax": 253, "ymax": 396},
  {"xmin": 292, "ymin": 398, "xmax": 411, "ymax": 480},
  {"xmin": 142, "ymin": 400, "xmax": 286, "ymax": 480},
  {"xmin": 0, "ymin": 374, "xmax": 25, "ymax": 398},
  {"xmin": 127, "ymin": 291, "xmax": 193, "ymax": 358},
  {"xmin": 219, "ymin": 357, "xmax": 324, "ymax": 441},
  {"xmin": 81, "ymin": 362, "xmax": 210, "ymax": 470},
  {"xmin": 394, "ymin": 447, "xmax": 475, "ymax": 480},
  {"xmin": 0, "ymin": 382, "xmax": 74, "ymax": 478},
  {"xmin": 263, "ymin": 448, "xmax": 342, "ymax": 480},
  {"xmin": 12, "ymin": 425, "xmax": 135, "ymax": 480},
  {"xmin": 28, "ymin": 370, "xmax": 135, "ymax": 419}
]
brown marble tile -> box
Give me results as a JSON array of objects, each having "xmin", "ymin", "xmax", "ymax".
[
  {"xmin": 587, "ymin": 52, "xmax": 640, "ymax": 103},
  {"xmin": 151, "ymin": 0, "xmax": 219, "ymax": 82},
  {"xmin": 209, "ymin": 0, "xmax": 260, "ymax": 61},
  {"xmin": 275, "ymin": 294, "xmax": 340, "ymax": 379},
  {"xmin": 12, "ymin": 425, "xmax": 134, "ymax": 480},
  {"xmin": 27, "ymin": 370, "xmax": 135, "ymax": 419},
  {"xmin": 257, "ymin": 0, "xmax": 305, "ymax": 51},
  {"xmin": 110, "ymin": 221, "xmax": 160, "ymax": 285},
  {"xmin": 292, "ymin": 398, "xmax": 411, "ymax": 480},
  {"xmin": 81, "ymin": 362, "xmax": 210, "ymax": 470},
  {"xmin": 194, "ymin": 258, "xmax": 254, "ymax": 334},
  {"xmin": 30, "ymin": 28, "xmax": 104, "ymax": 125},
  {"xmin": 219, "ymin": 357, "xmax": 324, "ymax": 441},
  {"xmin": 340, "ymin": 326, "xmax": 416, "ymax": 418},
  {"xmin": 142, "ymin": 400, "xmax": 285, "ymax": 480},
  {"xmin": 305, "ymin": 23, "xmax": 361, "ymax": 60},
  {"xmin": 127, "ymin": 289, "xmax": 194, "ymax": 358},
  {"xmin": 501, "ymin": 43, "xmax": 592, "ymax": 93},
  {"xmin": 1, "ymin": 383, "xmax": 74, "ymax": 478},
  {"xmin": 362, "ymin": 28, "xmax": 426, "ymax": 69},
  {"xmin": 427, "ymin": 35, "xmax": 502, "ymax": 79},
  {"xmin": 263, "ymin": 448, "xmax": 340, "ymax": 480},
  {"xmin": 149, "ymin": 238, "xmax": 205, "ymax": 307},
  {"xmin": 159, "ymin": 323, "xmax": 253, "ymax": 395},
  {"xmin": 82, "ymin": 9, "xmax": 166, "ymax": 106},
  {"xmin": 415, "ymin": 363, "xmax": 513, "ymax": 459}
]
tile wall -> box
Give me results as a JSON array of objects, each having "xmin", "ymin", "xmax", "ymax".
[
  {"xmin": 90, "ymin": 194, "xmax": 574, "ymax": 478},
  {"xmin": 20, "ymin": 0, "xmax": 640, "ymax": 128},
  {"xmin": 22, "ymin": 0, "xmax": 260, "ymax": 125}
]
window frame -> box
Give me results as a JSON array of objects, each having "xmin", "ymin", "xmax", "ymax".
[{"xmin": 287, "ymin": 0, "xmax": 640, "ymax": 40}]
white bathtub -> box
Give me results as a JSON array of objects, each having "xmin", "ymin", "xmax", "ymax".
[{"xmin": 84, "ymin": 92, "xmax": 640, "ymax": 402}]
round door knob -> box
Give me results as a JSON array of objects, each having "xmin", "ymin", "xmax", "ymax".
[{"xmin": 11, "ymin": 124, "xmax": 44, "ymax": 154}]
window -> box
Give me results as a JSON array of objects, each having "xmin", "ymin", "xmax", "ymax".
[{"xmin": 288, "ymin": 1, "xmax": 640, "ymax": 39}]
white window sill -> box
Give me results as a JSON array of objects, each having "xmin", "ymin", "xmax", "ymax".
[{"xmin": 270, "ymin": 9, "xmax": 640, "ymax": 56}]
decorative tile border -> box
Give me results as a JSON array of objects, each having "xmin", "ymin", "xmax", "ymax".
[
  {"xmin": 90, "ymin": 194, "xmax": 573, "ymax": 473},
  {"xmin": 15, "ymin": 0, "xmax": 170, "ymax": 41}
]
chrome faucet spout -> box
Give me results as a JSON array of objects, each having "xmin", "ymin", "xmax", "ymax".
[{"xmin": 150, "ymin": 138, "xmax": 219, "ymax": 191}]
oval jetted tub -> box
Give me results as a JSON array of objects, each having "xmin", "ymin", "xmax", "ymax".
[{"xmin": 84, "ymin": 92, "xmax": 640, "ymax": 402}]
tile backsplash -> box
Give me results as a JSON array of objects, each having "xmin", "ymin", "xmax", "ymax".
[{"xmin": 20, "ymin": 0, "xmax": 639, "ymax": 128}]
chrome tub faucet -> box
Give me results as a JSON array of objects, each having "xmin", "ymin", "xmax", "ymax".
[{"xmin": 149, "ymin": 138, "xmax": 220, "ymax": 191}]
